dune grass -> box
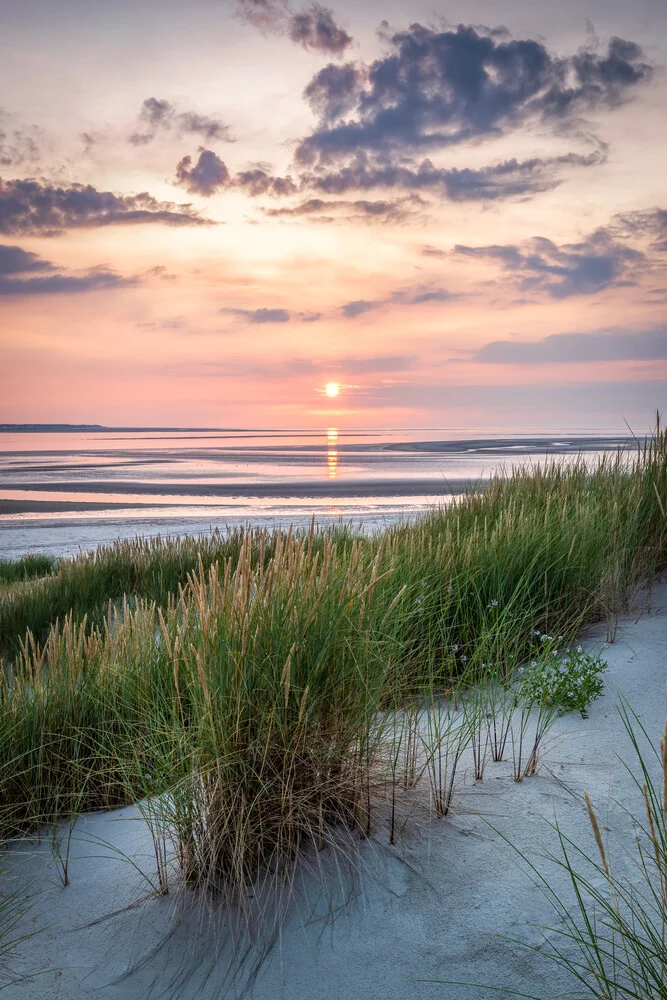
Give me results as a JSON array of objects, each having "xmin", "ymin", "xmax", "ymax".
[
  {"xmin": 490, "ymin": 700, "xmax": 667, "ymax": 1000},
  {"xmin": 0, "ymin": 422, "xmax": 665, "ymax": 913},
  {"xmin": 0, "ymin": 554, "xmax": 57, "ymax": 587}
]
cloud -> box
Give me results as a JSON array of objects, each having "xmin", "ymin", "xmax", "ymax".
[
  {"xmin": 0, "ymin": 244, "xmax": 54, "ymax": 275},
  {"xmin": 263, "ymin": 194, "xmax": 423, "ymax": 222},
  {"xmin": 195, "ymin": 148, "xmax": 605, "ymax": 207},
  {"xmin": 471, "ymin": 326, "xmax": 667, "ymax": 364},
  {"xmin": 304, "ymin": 63, "xmax": 364, "ymax": 119},
  {"xmin": 0, "ymin": 110, "xmax": 42, "ymax": 168},
  {"xmin": 396, "ymin": 287, "xmax": 453, "ymax": 304},
  {"xmin": 0, "ymin": 242, "xmax": 132, "ymax": 296},
  {"xmin": 454, "ymin": 227, "xmax": 646, "ymax": 298},
  {"xmin": 341, "ymin": 299, "xmax": 378, "ymax": 318},
  {"xmin": 238, "ymin": 0, "xmax": 288, "ymax": 32},
  {"xmin": 238, "ymin": 0, "xmax": 353, "ymax": 54},
  {"xmin": 234, "ymin": 168, "xmax": 298, "ymax": 197},
  {"xmin": 614, "ymin": 208, "xmax": 667, "ymax": 253},
  {"xmin": 0, "ymin": 271, "xmax": 131, "ymax": 296},
  {"xmin": 288, "ymin": 5, "xmax": 352, "ymax": 54},
  {"xmin": 298, "ymin": 149, "xmax": 605, "ymax": 200},
  {"xmin": 220, "ymin": 306, "xmax": 323, "ymax": 324},
  {"xmin": 296, "ymin": 25, "xmax": 651, "ymax": 168},
  {"xmin": 221, "ymin": 306, "xmax": 292, "ymax": 323},
  {"xmin": 175, "ymin": 149, "xmax": 230, "ymax": 196},
  {"xmin": 421, "ymin": 245, "xmax": 447, "ymax": 259},
  {"xmin": 0, "ymin": 177, "xmax": 209, "ymax": 234},
  {"xmin": 129, "ymin": 97, "xmax": 233, "ymax": 146},
  {"xmin": 340, "ymin": 284, "xmax": 456, "ymax": 317},
  {"xmin": 173, "ymin": 153, "xmax": 298, "ymax": 198}
]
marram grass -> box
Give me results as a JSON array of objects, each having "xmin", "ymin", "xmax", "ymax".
[{"xmin": 0, "ymin": 422, "xmax": 666, "ymax": 913}]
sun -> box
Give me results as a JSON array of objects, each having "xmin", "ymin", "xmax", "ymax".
[{"xmin": 325, "ymin": 382, "xmax": 340, "ymax": 398}]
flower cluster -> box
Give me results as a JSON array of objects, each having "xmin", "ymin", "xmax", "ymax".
[{"xmin": 518, "ymin": 645, "xmax": 606, "ymax": 718}]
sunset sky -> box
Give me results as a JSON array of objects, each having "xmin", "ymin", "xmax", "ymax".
[{"xmin": 1, "ymin": 0, "xmax": 665, "ymax": 431}]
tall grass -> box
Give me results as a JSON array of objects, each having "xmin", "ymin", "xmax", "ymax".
[
  {"xmin": 0, "ymin": 554, "xmax": 57, "ymax": 586},
  {"xmin": 0, "ymin": 422, "xmax": 665, "ymax": 912},
  {"xmin": 0, "ymin": 525, "xmax": 358, "ymax": 658}
]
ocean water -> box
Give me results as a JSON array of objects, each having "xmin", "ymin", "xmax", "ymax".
[{"xmin": 0, "ymin": 427, "xmax": 632, "ymax": 558}]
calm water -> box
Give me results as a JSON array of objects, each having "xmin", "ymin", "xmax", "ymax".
[{"xmin": 0, "ymin": 427, "xmax": 633, "ymax": 558}]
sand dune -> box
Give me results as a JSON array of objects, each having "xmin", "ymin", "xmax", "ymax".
[{"xmin": 5, "ymin": 582, "xmax": 666, "ymax": 1000}]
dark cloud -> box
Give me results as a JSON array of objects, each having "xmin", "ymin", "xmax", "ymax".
[
  {"xmin": 299, "ymin": 149, "xmax": 605, "ymax": 200},
  {"xmin": 296, "ymin": 25, "xmax": 652, "ymax": 168},
  {"xmin": 0, "ymin": 270, "xmax": 132, "ymax": 296},
  {"xmin": 396, "ymin": 287, "xmax": 453, "ymax": 304},
  {"xmin": 0, "ymin": 243, "xmax": 54, "ymax": 275},
  {"xmin": 0, "ymin": 177, "xmax": 209, "ymax": 234},
  {"xmin": 472, "ymin": 326, "xmax": 667, "ymax": 364},
  {"xmin": 221, "ymin": 306, "xmax": 291, "ymax": 323},
  {"xmin": 340, "ymin": 285, "xmax": 455, "ymax": 317},
  {"xmin": 238, "ymin": 0, "xmax": 352, "ymax": 54},
  {"xmin": 304, "ymin": 64, "xmax": 364, "ymax": 119},
  {"xmin": 614, "ymin": 208, "xmax": 667, "ymax": 254},
  {"xmin": 454, "ymin": 228, "xmax": 645, "ymax": 299},
  {"xmin": 173, "ymin": 154, "xmax": 297, "ymax": 198},
  {"xmin": 234, "ymin": 168, "xmax": 298, "ymax": 197},
  {"xmin": 226, "ymin": 307, "xmax": 322, "ymax": 323},
  {"xmin": 251, "ymin": 307, "xmax": 291, "ymax": 323},
  {"xmin": 129, "ymin": 97, "xmax": 233, "ymax": 146},
  {"xmin": 0, "ymin": 242, "xmax": 132, "ymax": 296},
  {"xmin": 175, "ymin": 150, "xmax": 230, "ymax": 196},
  {"xmin": 263, "ymin": 194, "xmax": 423, "ymax": 222},
  {"xmin": 207, "ymin": 148, "xmax": 604, "ymax": 206},
  {"xmin": 341, "ymin": 299, "xmax": 378, "ymax": 318},
  {"xmin": 238, "ymin": 0, "xmax": 287, "ymax": 32},
  {"xmin": 141, "ymin": 97, "xmax": 173, "ymax": 128},
  {"xmin": 288, "ymin": 5, "xmax": 352, "ymax": 54}
]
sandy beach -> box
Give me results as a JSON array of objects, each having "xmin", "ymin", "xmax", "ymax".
[{"xmin": 4, "ymin": 579, "xmax": 665, "ymax": 1000}]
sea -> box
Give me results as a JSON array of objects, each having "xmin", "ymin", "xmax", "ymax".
[{"xmin": 0, "ymin": 426, "xmax": 635, "ymax": 559}]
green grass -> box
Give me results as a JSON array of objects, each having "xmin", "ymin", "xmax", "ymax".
[
  {"xmin": 0, "ymin": 421, "xmax": 665, "ymax": 913},
  {"xmin": 0, "ymin": 554, "xmax": 57, "ymax": 586}
]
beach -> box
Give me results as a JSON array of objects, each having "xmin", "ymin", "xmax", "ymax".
[
  {"xmin": 4, "ymin": 578, "xmax": 666, "ymax": 1000},
  {"xmin": 0, "ymin": 427, "xmax": 633, "ymax": 558}
]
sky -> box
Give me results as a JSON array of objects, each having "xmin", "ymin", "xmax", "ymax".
[{"xmin": 0, "ymin": 0, "xmax": 665, "ymax": 432}]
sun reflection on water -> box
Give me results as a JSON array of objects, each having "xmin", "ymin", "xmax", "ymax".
[{"xmin": 327, "ymin": 427, "xmax": 338, "ymax": 479}]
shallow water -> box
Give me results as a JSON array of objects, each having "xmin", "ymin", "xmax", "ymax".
[{"xmin": 0, "ymin": 426, "xmax": 632, "ymax": 557}]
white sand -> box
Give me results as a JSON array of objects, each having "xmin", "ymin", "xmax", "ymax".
[{"xmin": 4, "ymin": 580, "xmax": 666, "ymax": 1000}]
